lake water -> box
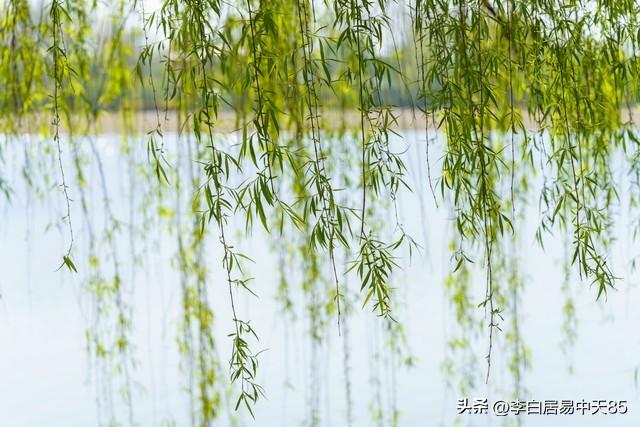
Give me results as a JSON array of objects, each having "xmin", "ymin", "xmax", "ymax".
[{"xmin": 0, "ymin": 131, "xmax": 638, "ymax": 426}]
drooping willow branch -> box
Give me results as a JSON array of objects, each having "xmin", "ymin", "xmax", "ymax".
[{"xmin": 50, "ymin": 0, "xmax": 77, "ymax": 272}]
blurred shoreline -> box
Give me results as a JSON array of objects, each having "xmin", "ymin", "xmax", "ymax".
[{"xmin": 5, "ymin": 107, "xmax": 640, "ymax": 135}]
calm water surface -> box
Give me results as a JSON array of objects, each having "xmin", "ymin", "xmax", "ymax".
[{"xmin": 0, "ymin": 131, "xmax": 638, "ymax": 426}]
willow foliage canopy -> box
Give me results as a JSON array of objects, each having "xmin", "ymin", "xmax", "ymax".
[{"xmin": 1, "ymin": 0, "xmax": 639, "ymax": 425}]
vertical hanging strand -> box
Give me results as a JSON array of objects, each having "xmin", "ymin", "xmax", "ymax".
[
  {"xmin": 50, "ymin": 0, "xmax": 76, "ymax": 273},
  {"xmin": 296, "ymin": 0, "xmax": 343, "ymax": 333}
]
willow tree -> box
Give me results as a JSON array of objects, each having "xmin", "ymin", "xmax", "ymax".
[{"xmin": 1, "ymin": 0, "xmax": 639, "ymax": 425}]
